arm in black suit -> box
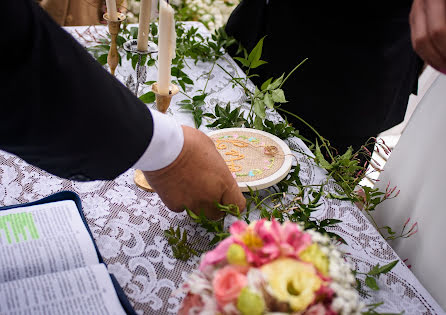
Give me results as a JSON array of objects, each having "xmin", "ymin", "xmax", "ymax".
[{"xmin": 1, "ymin": 0, "xmax": 154, "ymax": 181}]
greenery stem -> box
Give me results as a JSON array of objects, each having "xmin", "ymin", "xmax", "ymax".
[
  {"xmin": 279, "ymin": 58, "xmax": 308, "ymax": 89},
  {"xmin": 217, "ymin": 64, "xmax": 253, "ymax": 98},
  {"xmin": 179, "ymin": 90, "xmax": 193, "ymax": 99},
  {"xmin": 277, "ymin": 107, "xmax": 335, "ymax": 161},
  {"xmin": 203, "ymin": 61, "xmax": 216, "ymax": 94}
]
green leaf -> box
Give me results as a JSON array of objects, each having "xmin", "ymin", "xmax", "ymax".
[
  {"xmin": 264, "ymin": 92, "xmax": 274, "ymax": 109},
  {"xmin": 381, "ymin": 226, "xmax": 396, "ymax": 235},
  {"xmin": 365, "ymin": 276, "xmax": 379, "ymax": 290},
  {"xmin": 181, "ymin": 104, "xmax": 194, "ymax": 111},
  {"xmin": 140, "ymin": 54, "xmax": 148, "ymax": 66},
  {"xmin": 271, "ymin": 89, "xmax": 287, "ymax": 103},
  {"xmin": 247, "ymin": 36, "xmax": 265, "ymax": 65},
  {"xmin": 144, "ymin": 80, "xmax": 157, "ymax": 86},
  {"xmin": 233, "ymin": 57, "xmax": 250, "ymax": 68},
  {"xmin": 130, "ymin": 27, "xmax": 138, "ymax": 39},
  {"xmin": 193, "ymin": 94, "xmax": 207, "ymax": 102},
  {"xmin": 368, "ymin": 260, "xmax": 398, "ymax": 276},
  {"xmin": 261, "ymin": 77, "xmax": 273, "ymax": 91},
  {"xmin": 97, "ymin": 54, "xmax": 108, "ymax": 66},
  {"xmin": 90, "ymin": 44, "xmax": 110, "ymax": 51},
  {"xmin": 203, "ymin": 113, "xmax": 215, "ymax": 119},
  {"xmin": 171, "ymin": 67, "xmax": 180, "ymax": 77},
  {"xmin": 315, "ymin": 142, "xmax": 332, "ymax": 170},
  {"xmin": 139, "ymin": 91, "xmax": 156, "ymax": 103},
  {"xmin": 268, "ymin": 74, "xmax": 284, "ymax": 90},
  {"xmin": 326, "ymin": 193, "xmax": 352, "ymax": 201},
  {"xmin": 254, "ymin": 116, "xmax": 264, "ymax": 130},
  {"xmin": 325, "ymin": 232, "xmax": 347, "ymax": 244},
  {"xmin": 131, "ymin": 54, "xmax": 139, "ymax": 69},
  {"xmin": 210, "ymin": 235, "xmax": 222, "ymax": 246},
  {"xmin": 117, "ymin": 35, "xmax": 126, "ymax": 46},
  {"xmin": 186, "ymin": 208, "xmax": 199, "ymax": 220},
  {"xmin": 150, "ymin": 23, "xmax": 158, "ymax": 36},
  {"xmin": 147, "ymin": 58, "xmax": 156, "ymax": 67},
  {"xmin": 178, "ymin": 99, "xmax": 191, "ymax": 105},
  {"xmin": 340, "ymin": 147, "xmax": 353, "ymax": 161},
  {"xmin": 182, "ymin": 76, "xmax": 194, "ymax": 85},
  {"xmin": 253, "ymin": 98, "xmax": 266, "ymax": 119},
  {"xmin": 250, "ymin": 59, "xmax": 267, "ymax": 69},
  {"xmin": 215, "ymin": 104, "xmax": 223, "ymax": 117},
  {"xmin": 320, "ymin": 219, "xmax": 343, "ymax": 227},
  {"xmin": 252, "ymin": 85, "xmax": 261, "ymax": 96},
  {"xmin": 193, "ymin": 108, "xmax": 203, "ymax": 128}
]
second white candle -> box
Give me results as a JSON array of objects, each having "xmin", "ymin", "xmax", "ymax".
[
  {"xmin": 137, "ymin": 0, "xmax": 152, "ymax": 51},
  {"xmin": 157, "ymin": 0, "xmax": 176, "ymax": 95},
  {"xmin": 105, "ymin": 0, "xmax": 118, "ymax": 21}
]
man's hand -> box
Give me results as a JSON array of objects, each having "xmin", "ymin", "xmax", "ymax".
[
  {"xmin": 410, "ymin": 0, "xmax": 446, "ymax": 73},
  {"xmin": 143, "ymin": 126, "xmax": 246, "ymax": 220}
]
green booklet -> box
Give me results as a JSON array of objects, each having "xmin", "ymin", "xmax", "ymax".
[{"xmin": 0, "ymin": 191, "xmax": 136, "ymax": 315}]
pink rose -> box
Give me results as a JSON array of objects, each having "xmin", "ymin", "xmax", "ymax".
[
  {"xmin": 255, "ymin": 219, "xmax": 312, "ymax": 263},
  {"xmin": 212, "ymin": 265, "xmax": 247, "ymax": 307}
]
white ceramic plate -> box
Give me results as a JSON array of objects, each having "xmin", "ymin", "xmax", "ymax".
[{"xmin": 207, "ymin": 128, "xmax": 293, "ymax": 192}]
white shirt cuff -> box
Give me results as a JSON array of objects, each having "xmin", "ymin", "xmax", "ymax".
[{"xmin": 132, "ymin": 109, "xmax": 184, "ymax": 171}]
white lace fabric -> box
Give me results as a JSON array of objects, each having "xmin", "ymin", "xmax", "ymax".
[{"xmin": 0, "ymin": 23, "xmax": 442, "ymax": 314}]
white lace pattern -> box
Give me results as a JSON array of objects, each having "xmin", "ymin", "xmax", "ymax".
[{"xmin": 0, "ymin": 23, "xmax": 442, "ymax": 314}]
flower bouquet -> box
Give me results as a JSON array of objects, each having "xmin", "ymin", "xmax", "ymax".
[{"xmin": 179, "ymin": 219, "xmax": 362, "ymax": 315}]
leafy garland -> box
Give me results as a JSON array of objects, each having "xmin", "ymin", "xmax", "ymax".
[{"xmin": 87, "ymin": 21, "xmax": 412, "ymax": 314}]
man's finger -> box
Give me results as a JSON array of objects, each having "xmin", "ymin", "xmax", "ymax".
[
  {"xmin": 221, "ymin": 181, "xmax": 246, "ymax": 212},
  {"xmin": 410, "ymin": 0, "xmax": 446, "ymax": 70},
  {"xmin": 424, "ymin": 0, "xmax": 446, "ymax": 68}
]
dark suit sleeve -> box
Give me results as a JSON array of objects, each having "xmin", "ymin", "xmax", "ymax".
[{"xmin": 1, "ymin": 0, "xmax": 154, "ymax": 181}]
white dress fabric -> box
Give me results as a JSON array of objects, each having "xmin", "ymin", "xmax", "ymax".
[
  {"xmin": 374, "ymin": 73, "xmax": 446, "ymax": 311},
  {"xmin": 0, "ymin": 23, "xmax": 443, "ymax": 314}
]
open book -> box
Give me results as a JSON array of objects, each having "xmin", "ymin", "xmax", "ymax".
[{"xmin": 0, "ymin": 191, "xmax": 136, "ymax": 315}]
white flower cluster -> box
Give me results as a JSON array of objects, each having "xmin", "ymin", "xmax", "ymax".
[
  {"xmin": 189, "ymin": 0, "xmax": 238, "ymax": 31},
  {"xmin": 125, "ymin": 0, "xmax": 141, "ymax": 24},
  {"xmin": 184, "ymin": 270, "xmax": 218, "ymax": 314},
  {"xmin": 306, "ymin": 229, "xmax": 365, "ymax": 315},
  {"xmin": 126, "ymin": 0, "xmax": 239, "ymax": 31}
]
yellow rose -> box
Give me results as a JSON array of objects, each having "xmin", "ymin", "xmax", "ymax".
[
  {"xmin": 299, "ymin": 243, "xmax": 329, "ymax": 276},
  {"xmin": 261, "ymin": 258, "xmax": 322, "ymax": 312}
]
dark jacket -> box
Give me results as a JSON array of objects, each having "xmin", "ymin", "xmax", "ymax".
[
  {"xmin": 226, "ymin": 1, "xmax": 423, "ymax": 153},
  {"xmin": 1, "ymin": 0, "xmax": 154, "ymax": 180}
]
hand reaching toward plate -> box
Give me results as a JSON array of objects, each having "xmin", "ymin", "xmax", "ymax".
[{"xmin": 142, "ymin": 126, "xmax": 246, "ymax": 220}]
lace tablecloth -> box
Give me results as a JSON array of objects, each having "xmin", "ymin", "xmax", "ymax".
[{"xmin": 0, "ymin": 23, "xmax": 443, "ymax": 315}]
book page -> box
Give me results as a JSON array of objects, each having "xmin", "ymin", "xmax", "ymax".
[
  {"xmin": 0, "ymin": 264, "xmax": 127, "ymax": 315},
  {"xmin": 0, "ymin": 200, "xmax": 99, "ymax": 283}
]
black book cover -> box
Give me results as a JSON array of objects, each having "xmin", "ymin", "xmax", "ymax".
[{"xmin": 0, "ymin": 190, "xmax": 137, "ymax": 315}]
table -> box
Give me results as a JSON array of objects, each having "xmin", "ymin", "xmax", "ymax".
[{"xmin": 0, "ymin": 22, "xmax": 443, "ymax": 314}]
